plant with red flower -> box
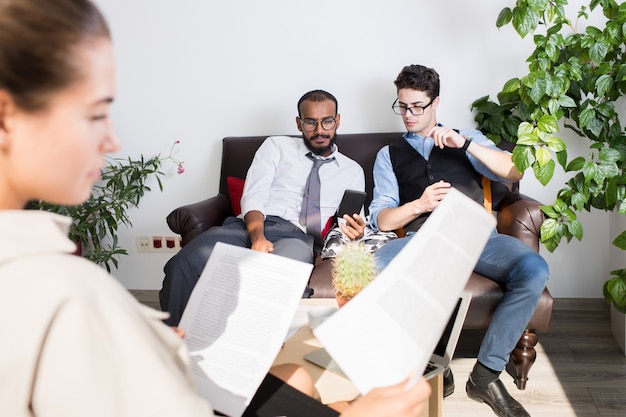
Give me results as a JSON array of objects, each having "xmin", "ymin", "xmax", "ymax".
[{"xmin": 29, "ymin": 140, "xmax": 186, "ymax": 271}]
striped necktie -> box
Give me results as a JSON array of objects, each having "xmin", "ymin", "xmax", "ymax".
[{"xmin": 299, "ymin": 153, "xmax": 335, "ymax": 252}]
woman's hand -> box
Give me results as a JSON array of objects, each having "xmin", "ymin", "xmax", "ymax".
[
  {"xmin": 171, "ymin": 327, "xmax": 185, "ymax": 338},
  {"xmin": 340, "ymin": 376, "xmax": 431, "ymax": 417}
]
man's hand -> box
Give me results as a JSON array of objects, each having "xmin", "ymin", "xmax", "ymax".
[
  {"xmin": 413, "ymin": 181, "xmax": 451, "ymax": 213},
  {"xmin": 428, "ymin": 125, "xmax": 465, "ymax": 149},
  {"xmin": 244, "ymin": 210, "xmax": 273, "ymax": 253},
  {"xmin": 429, "ymin": 125, "xmax": 522, "ymax": 181},
  {"xmin": 251, "ymin": 237, "xmax": 274, "ymax": 253},
  {"xmin": 376, "ymin": 181, "xmax": 451, "ymax": 232},
  {"xmin": 339, "ymin": 213, "xmax": 366, "ymax": 240}
]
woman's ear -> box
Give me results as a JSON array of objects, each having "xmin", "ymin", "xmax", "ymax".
[{"xmin": 0, "ymin": 90, "xmax": 15, "ymax": 146}]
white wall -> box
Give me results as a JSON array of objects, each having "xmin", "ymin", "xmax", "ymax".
[{"xmin": 94, "ymin": 0, "xmax": 611, "ymax": 298}]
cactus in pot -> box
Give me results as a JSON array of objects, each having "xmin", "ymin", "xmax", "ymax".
[{"xmin": 331, "ymin": 241, "xmax": 377, "ymax": 307}]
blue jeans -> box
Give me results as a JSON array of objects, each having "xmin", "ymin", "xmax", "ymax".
[
  {"xmin": 160, "ymin": 216, "xmax": 314, "ymax": 326},
  {"xmin": 374, "ymin": 229, "xmax": 549, "ymax": 372}
]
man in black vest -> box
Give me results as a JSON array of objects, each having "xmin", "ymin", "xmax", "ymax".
[{"xmin": 369, "ymin": 64, "xmax": 549, "ymax": 417}]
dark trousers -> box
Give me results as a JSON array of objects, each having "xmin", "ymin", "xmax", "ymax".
[
  {"xmin": 160, "ymin": 216, "xmax": 315, "ymax": 326},
  {"xmin": 237, "ymin": 373, "xmax": 339, "ymax": 417}
]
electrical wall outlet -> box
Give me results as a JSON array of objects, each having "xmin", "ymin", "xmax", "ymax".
[{"xmin": 136, "ymin": 235, "xmax": 182, "ymax": 253}]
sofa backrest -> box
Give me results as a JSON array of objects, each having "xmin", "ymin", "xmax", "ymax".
[
  {"xmin": 218, "ymin": 133, "xmax": 519, "ymax": 215},
  {"xmin": 219, "ymin": 133, "xmax": 403, "ymax": 213}
]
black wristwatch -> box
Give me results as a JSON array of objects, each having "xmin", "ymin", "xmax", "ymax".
[{"xmin": 461, "ymin": 136, "xmax": 473, "ymax": 151}]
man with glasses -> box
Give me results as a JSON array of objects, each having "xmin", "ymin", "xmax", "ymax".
[
  {"xmin": 368, "ymin": 65, "xmax": 549, "ymax": 417},
  {"xmin": 160, "ymin": 90, "xmax": 366, "ymax": 326}
]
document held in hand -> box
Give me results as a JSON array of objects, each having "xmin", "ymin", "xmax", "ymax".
[
  {"xmin": 314, "ymin": 187, "xmax": 496, "ymax": 394},
  {"xmin": 178, "ymin": 242, "xmax": 312, "ymax": 417}
]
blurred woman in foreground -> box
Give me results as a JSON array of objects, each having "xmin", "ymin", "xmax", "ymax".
[{"xmin": 0, "ymin": 1, "xmax": 430, "ymax": 416}]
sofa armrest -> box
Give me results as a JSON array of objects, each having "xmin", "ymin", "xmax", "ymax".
[
  {"xmin": 496, "ymin": 193, "xmax": 544, "ymax": 252},
  {"xmin": 166, "ymin": 193, "xmax": 233, "ymax": 246}
]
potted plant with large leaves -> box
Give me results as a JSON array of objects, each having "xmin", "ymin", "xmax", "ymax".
[
  {"xmin": 471, "ymin": 0, "xmax": 626, "ymax": 348},
  {"xmin": 29, "ymin": 141, "xmax": 184, "ymax": 272}
]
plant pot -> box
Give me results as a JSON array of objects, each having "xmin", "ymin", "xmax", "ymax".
[
  {"xmin": 610, "ymin": 303, "xmax": 626, "ymax": 356},
  {"xmin": 335, "ymin": 293, "xmax": 350, "ymax": 308}
]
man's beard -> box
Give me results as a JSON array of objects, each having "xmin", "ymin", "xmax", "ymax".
[{"xmin": 303, "ymin": 133, "xmax": 336, "ymax": 156}]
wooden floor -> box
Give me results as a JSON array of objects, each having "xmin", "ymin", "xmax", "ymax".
[{"xmin": 130, "ymin": 292, "xmax": 626, "ymax": 416}]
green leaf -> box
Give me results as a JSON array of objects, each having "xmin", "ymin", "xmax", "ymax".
[
  {"xmin": 558, "ymin": 95, "xmax": 577, "ymax": 107},
  {"xmin": 553, "ymin": 143, "xmax": 566, "ymax": 164},
  {"xmin": 598, "ymin": 161, "xmax": 619, "ymax": 179},
  {"xmin": 599, "ymin": 147, "xmax": 622, "ymax": 163},
  {"xmin": 528, "ymin": 0, "xmax": 548, "ymax": 9},
  {"xmin": 596, "ymin": 101, "xmax": 615, "ymax": 118},
  {"xmin": 616, "ymin": 63, "xmax": 626, "ymax": 82},
  {"xmin": 497, "ymin": 7, "xmax": 513, "ymax": 28},
  {"xmin": 612, "ymin": 231, "xmax": 626, "ymax": 250},
  {"xmin": 548, "ymin": 98, "xmax": 560, "ymax": 115},
  {"xmin": 596, "ymin": 74, "xmax": 614, "ymax": 97},
  {"xmin": 583, "ymin": 161, "xmax": 599, "ymax": 182},
  {"xmin": 579, "ymin": 107, "xmax": 596, "ymax": 128},
  {"xmin": 528, "ymin": 76, "xmax": 548, "ymax": 103},
  {"xmin": 562, "ymin": 206, "xmax": 577, "ymax": 222},
  {"xmin": 546, "ymin": 136, "xmax": 566, "ymax": 152},
  {"xmin": 568, "ymin": 220, "xmax": 584, "ymax": 240},
  {"xmin": 517, "ymin": 133, "xmax": 539, "ymax": 146},
  {"xmin": 590, "ymin": 41, "xmax": 609, "ymax": 63},
  {"xmin": 585, "ymin": 26, "xmax": 602, "ymax": 37},
  {"xmin": 619, "ymin": 199, "xmax": 626, "ymax": 214},
  {"xmin": 540, "ymin": 217, "xmax": 559, "ymax": 240},
  {"xmin": 565, "ymin": 156, "xmax": 585, "ymax": 171},
  {"xmin": 533, "ymin": 158, "xmax": 556, "ymax": 185},
  {"xmin": 504, "ymin": 118, "xmax": 522, "ymax": 138},
  {"xmin": 552, "ymin": 199, "xmax": 568, "ymax": 213},
  {"xmin": 540, "ymin": 205, "xmax": 559, "ymax": 219},
  {"xmin": 512, "ymin": 6, "xmax": 540, "ymax": 38},
  {"xmin": 604, "ymin": 275, "xmax": 626, "ymax": 312},
  {"xmin": 571, "ymin": 191, "xmax": 588, "ymax": 209},
  {"xmin": 542, "ymin": 236, "xmax": 559, "ymax": 253},
  {"xmin": 517, "ymin": 121, "xmax": 535, "ymax": 136},
  {"xmin": 502, "ymin": 77, "xmax": 521, "ymax": 92},
  {"xmin": 536, "ymin": 146, "xmax": 552, "ymax": 167},
  {"xmin": 513, "ymin": 145, "xmax": 536, "ymax": 172},
  {"xmin": 538, "ymin": 114, "xmax": 559, "ymax": 133}
]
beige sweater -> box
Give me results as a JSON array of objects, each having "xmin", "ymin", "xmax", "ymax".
[{"xmin": 0, "ymin": 211, "xmax": 214, "ymax": 417}]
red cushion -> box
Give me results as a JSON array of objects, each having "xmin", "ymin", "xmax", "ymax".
[
  {"xmin": 227, "ymin": 177, "xmax": 245, "ymax": 216},
  {"xmin": 322, "ymin": 216, "xmax": 334, "ymax": 239},
  {"xmin": 227, "ymin": 176, "xmax": 333, "ymax": 233}
]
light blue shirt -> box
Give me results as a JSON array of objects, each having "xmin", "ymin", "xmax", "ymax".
[{"xmin": 368, "ymin": 128, "xmax": 508, "ymax": 230}]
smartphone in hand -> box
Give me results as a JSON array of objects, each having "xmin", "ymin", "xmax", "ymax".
[{"xmin": 336, "ymin": 189, "xmax": 367, "ymax": 219}]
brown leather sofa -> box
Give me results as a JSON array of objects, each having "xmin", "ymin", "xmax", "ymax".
[{"xmin": 166, "ymin": 132, "xmax": 553, "ymax": 390}]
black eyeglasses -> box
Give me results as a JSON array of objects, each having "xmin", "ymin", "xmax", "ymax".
[
  {"xmin": 391, "ymin": 98, "xmax": 435, "ymax": 116},
  {"xmin": 299, "ymin": 117, "xmax": 337, "ymax": 132}
]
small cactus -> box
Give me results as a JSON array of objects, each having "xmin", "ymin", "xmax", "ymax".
[{"xmin": 331, "ymin": 241, "xmax": 377, "ymax": 302}]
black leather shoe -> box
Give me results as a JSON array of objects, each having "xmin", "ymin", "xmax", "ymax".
[
  {"xmin": 443, "ymin": 367, "xmax": 455, "ymax": 397},
  {"xmin": 466, "ymin": 377, "xmax": 530, "ymax": 417}
]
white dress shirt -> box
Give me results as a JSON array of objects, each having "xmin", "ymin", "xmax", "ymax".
[{"xmin": 240, "ymin": 136, "xmax": 365, "ymax": 233}]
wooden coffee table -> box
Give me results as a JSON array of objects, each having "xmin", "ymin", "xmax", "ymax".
[{"xmin": 273, "ymin": 299, "xmax": 443, "ymax": 417}]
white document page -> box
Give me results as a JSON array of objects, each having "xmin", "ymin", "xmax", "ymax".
[
  {"xmin": 314, "ymin": 188, "xmax": 496, "ymax": 394},
  {"xmin": 179, "ymin": 242, "xmax": 312, "ymax": 417}
]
